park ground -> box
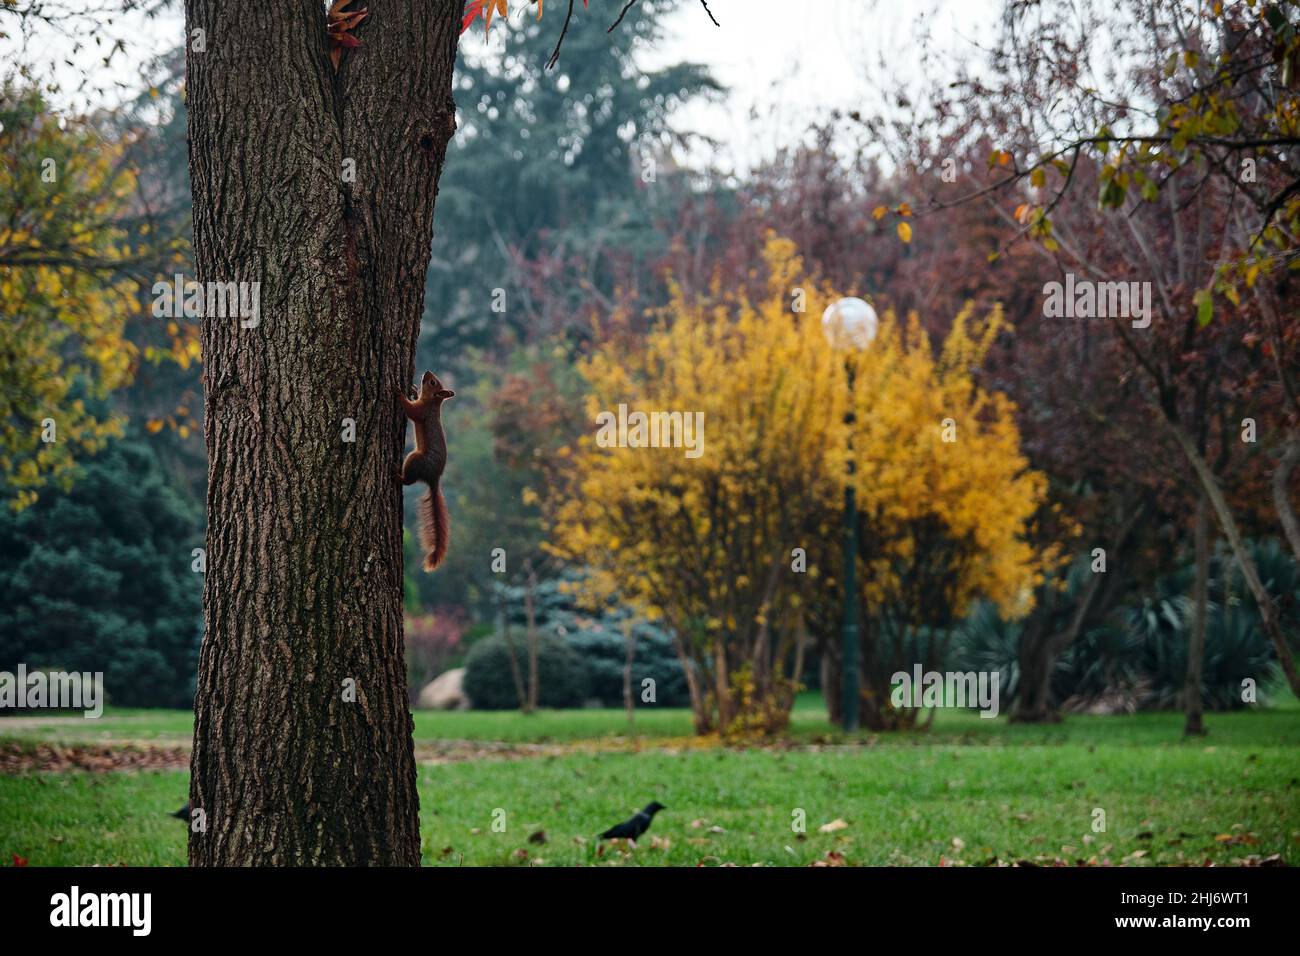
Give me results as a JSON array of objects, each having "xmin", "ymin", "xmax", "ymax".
[{"xmin": 2, "ymin": 694, "xmax": 1298, "ymax": 867}]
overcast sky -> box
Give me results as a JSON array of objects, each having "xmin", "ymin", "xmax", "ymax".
[{"xmin": 3, "ymin": 0, "xmax": 998, "ymax": 173}]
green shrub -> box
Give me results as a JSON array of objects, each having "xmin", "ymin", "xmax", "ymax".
[
  {"xmin": 565, "ymin": 626, "xmax": 690, "ymax": 707},
  {"xmin": 479, "ymin": 568, "xmax": 692, "ymax": 709},
  {"xmin": 462, "ymin": 633, "xmax": 590, "ymax": 709},
  {"xmin": 951, "ymin": 537, "xmax": 1295, "ymax": 713}
]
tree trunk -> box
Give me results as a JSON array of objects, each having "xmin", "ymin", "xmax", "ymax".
[
  {"xmin": 524, "ymin": 561, "xmax": 539, "ymax": 713},
  {"xmin": 500, "ymin": 599, "xmax": 528, "ymax": 713},
  {"xmin": 185, "ymin": 0, "xmax": 462, "ymax": 865},
  {"xmin": 1012, "ymin": 625, "xmax": 1060, "ymax": 724},
  {"xmin": 713, "ymin": 641, "xmax": 734, "ymax": 730},
  {"xmin": 1273, "ymin": 434, "xmax": 1300, "ymax": 565},
  {"xmin": 1011, "ymin": 501, "xmax": 1144, "ymax": 722},
  {"xmin": 1170, "ymin": 422, "xmax": 1300, "ymax": 697},
  {"xmin": 821, "ymin": 643, "xmax": 842, "ymax": 726},
  {"xmin": 669, "ymin": 629, "xmax": 711, "ymax": 734},
  {"xmin": 1183, "ymin": 494, "xmax": 1209, "ymax": 737}
]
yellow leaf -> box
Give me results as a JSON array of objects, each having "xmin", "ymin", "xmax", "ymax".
[
  {"xmin": 897, "ymin": 221, "xmax": 912, "ymax": 244},
  {"xmin": 872, "ymin": 205, "xmax": 887, "ymax": 221}
]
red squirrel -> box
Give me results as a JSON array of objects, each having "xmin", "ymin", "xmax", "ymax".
[{"xmin": 394, "ymin": 371, "xmax": 454, "ymax": 572}]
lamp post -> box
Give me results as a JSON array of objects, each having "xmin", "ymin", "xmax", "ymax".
[{"xmin": 822, "ymin": 297, "xmax": 878, "ymax": 733}]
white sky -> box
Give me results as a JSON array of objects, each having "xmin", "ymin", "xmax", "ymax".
[{"xmin": 2, "ymin": 0, "xmax": 998, "ymax": 173}]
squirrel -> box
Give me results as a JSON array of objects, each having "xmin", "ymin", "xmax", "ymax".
[{"xmin": 393, "ymin": 370, "xmax": 455, "ymax": 572}]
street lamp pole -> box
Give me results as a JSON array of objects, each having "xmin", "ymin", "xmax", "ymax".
[
  {"xmin": 841, "ymin": 365, "xmax": 860, "ymax": 733},
  {"xmin": 821, "ymin": 297, "xmax": 877, "ymax": 735}
]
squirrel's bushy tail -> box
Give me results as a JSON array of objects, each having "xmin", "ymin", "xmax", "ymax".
[{"xmin": 420, "ymin": 486, "xmax": 450, "ymax": 572}]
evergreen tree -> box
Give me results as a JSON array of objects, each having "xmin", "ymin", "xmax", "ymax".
[
  {"xmin": 0, "ymin": 436, "xmax": 202, "ymax": 707},
  {"xmin": 423, "ymin": 0, "xmax": 719, "ymax": 362}
]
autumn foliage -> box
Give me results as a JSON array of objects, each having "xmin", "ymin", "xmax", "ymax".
[{"xmin": 547, "ymin": 237, "xmax": 1051, "ymax": 735}]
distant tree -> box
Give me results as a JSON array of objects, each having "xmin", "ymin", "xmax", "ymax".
[
  {"xmin": 855, "ymin": 0, "xmax": 1300, "ymax": 710},
  {"xmin": 423, "ymin": 0, "xmax": 719, "ymax": 362},
  {"xmin": 0, "ymin": 83, "xmax": 159, "ymax": 508},
  {"xmin": 0, "ymin": 435, "xmax": 202, "ymax": 706}
]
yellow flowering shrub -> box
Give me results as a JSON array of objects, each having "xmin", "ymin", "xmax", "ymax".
[{"xmin": 548, "ymin": 235, "xmax": 1050, "ymax": 735}]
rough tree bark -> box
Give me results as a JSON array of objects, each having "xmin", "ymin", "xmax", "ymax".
[{"xmin": 185, "ymin": 0, "xmax": 462, "ymax": 865}]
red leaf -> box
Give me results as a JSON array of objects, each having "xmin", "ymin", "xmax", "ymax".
[
  {"xmin": 12, "ymin": 854, "xmax": 28, "ymax": 867},
  {"xmin": 462, "ymin": 0, "xmax": 487, "ymax": 32}
]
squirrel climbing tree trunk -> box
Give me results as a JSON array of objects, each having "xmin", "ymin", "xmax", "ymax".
[{"xmin": 184, "ymin": 0, "xmax": 462, "ymax": 865}]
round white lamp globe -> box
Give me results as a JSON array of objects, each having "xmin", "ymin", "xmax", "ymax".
[{"xmin": 821, "ymin": 297, "xmax": 878, "ymax": 351}]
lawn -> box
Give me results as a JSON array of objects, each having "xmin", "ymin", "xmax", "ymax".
[{"xmin": 2, "ymin": 697, "xmax": 1298, "ymax": 867}]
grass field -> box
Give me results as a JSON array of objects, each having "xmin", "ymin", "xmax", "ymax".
[{"xmin": 3, "ymin": 696, "xmax": 1299, "ymax": 867}]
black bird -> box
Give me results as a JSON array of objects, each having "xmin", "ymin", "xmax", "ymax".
[
  {"xmin": 599, "ymin": 801, "xmax": 665, "ymax": 842},
  {"xmin": 170, "ymin": 802, "xmax": 191, "ymax": 821}
]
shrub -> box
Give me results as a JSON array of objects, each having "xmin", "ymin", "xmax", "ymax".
[
  {"xmin": 565, "ymin": 625, "xmax": 690, "ymax": 707},
  {"xmin": 950, "ymin": 537, "xmax": 1295, "ymax": 713},
  {"xmin": 462, "ymin": 633, "xmax": 589, "ymax": 709}
]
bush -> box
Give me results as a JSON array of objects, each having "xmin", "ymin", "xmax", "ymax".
[
  {"xmin": 462, "ymin": 633, "xmax": 590, "ymax": 709},
  {"xmin": 479, "ymin": 568, "xmax": 694, "ymax": 709},
  {"xmin": 950, "ymin": 537, "xmax": 1295, "ymax": 713},
  {"xmin": 566, "ymin": 625, "xmax": 690, "ymax": 707}
]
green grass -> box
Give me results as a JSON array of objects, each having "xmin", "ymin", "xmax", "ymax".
[
  {"xmin": 3, "ymin": 691, "xmax": 1297, "ymax": 747},
  {"xmin": 3, "ymin": 697, "xmax": 1298, "ymax": 867}
]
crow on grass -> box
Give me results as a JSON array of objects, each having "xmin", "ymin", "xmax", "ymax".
[{"xmin": 599, "ymin": 801, "xmax": 665, "ymax": 843}]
